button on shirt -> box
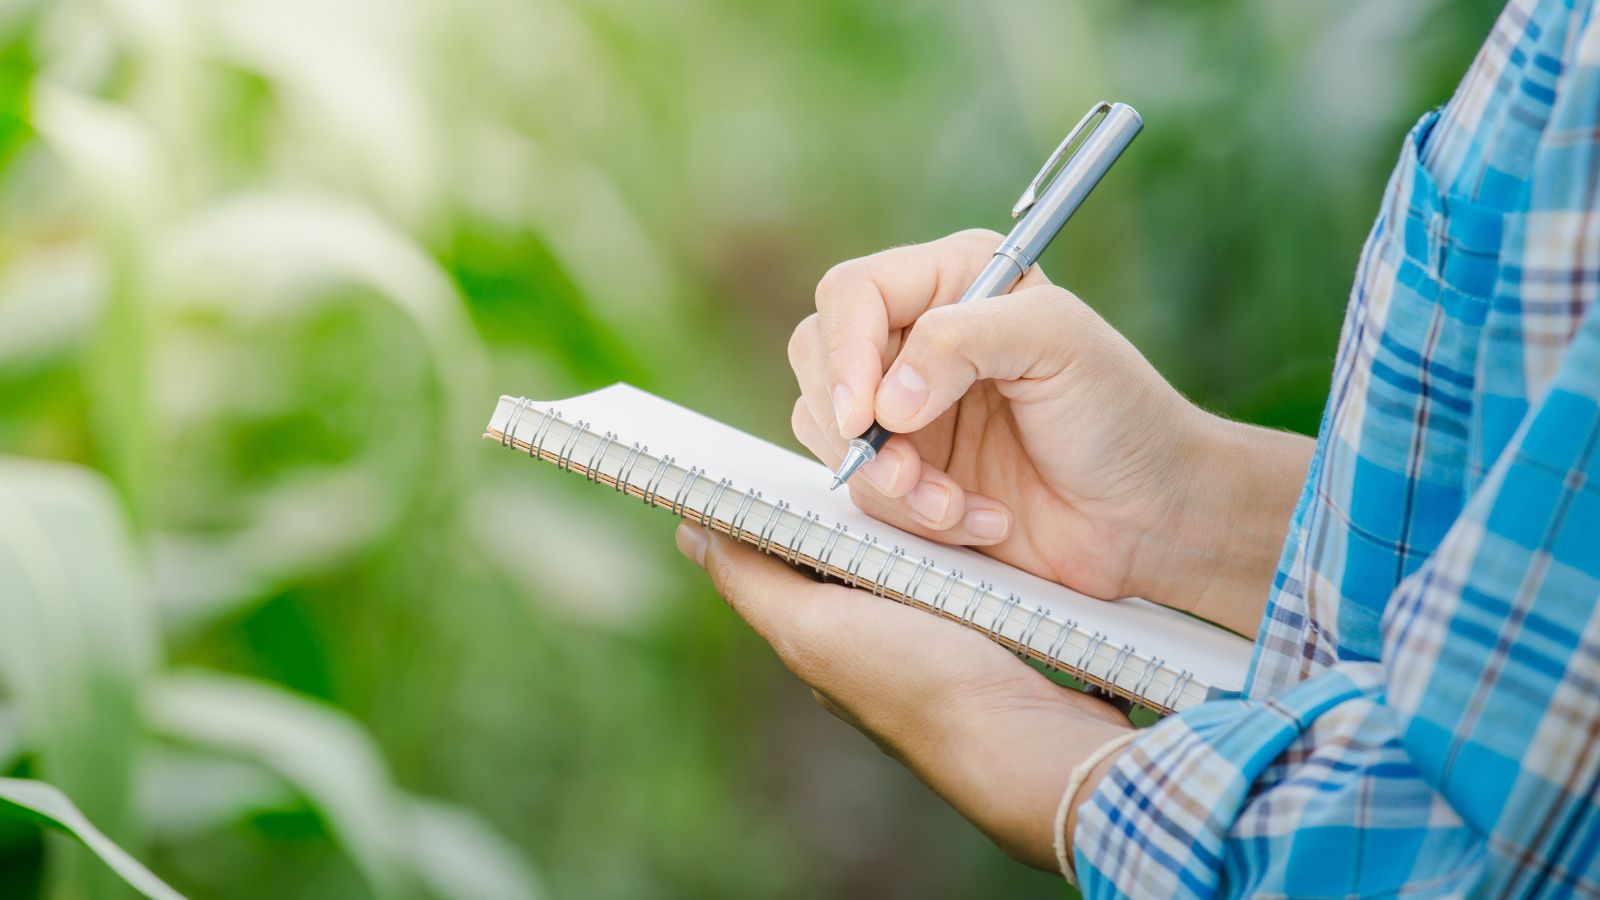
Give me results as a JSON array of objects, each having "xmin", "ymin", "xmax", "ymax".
[{"xmin": 1074, "ymin": 1, "xmax": 1600, "ymax": 896}]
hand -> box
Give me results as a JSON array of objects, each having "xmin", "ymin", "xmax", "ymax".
[
  {"xmin": 675, "ymin": 524, "xmax": 1133, "ymax": 871},
  {"xmin": 789, "ymin": 230, "xmax": 1311, "ymax": 632}
]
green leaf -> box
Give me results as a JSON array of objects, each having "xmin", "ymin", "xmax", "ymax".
[
  {"xmin": 151, "ymin": 671, "xmax": 408, "ymax": 898},
  {"xmin": 144, "ymin": 193, "xmax": 491, "ymax": 630},
  {"xmin": 28, "ymin": 83, "xmax": 166, "ymax": 527},
  {"xmin": 404, "ymin": 797, "xmax": 544, "ymax": 900},
  {"xmin": 0, "ymin": 778, "xmax": 185, "ymax": 900},
  {"xmin": 136, "ymin": 750, "xmax": 297, "ymax": 840},
  {"xmin": 0, "ymin": 243, "xmax": 103, "ymax": 370},
  {"xmin": 0, "ymin": 703, "xmax": 18, "ymax": 772},
  {"xmin": 154, "ymin": 192, "xmax": 486, "ymax": 444},
  {"xmin": 0, "ymin": 7, "xmax": 36, "ymax": 172},
  {"xmin": 0, "ymin": 459, "xmax": 158, "ymax": 894},
  {"xmin": 151, "ymin": 671, "xmax": 541, "ymax": 900}
]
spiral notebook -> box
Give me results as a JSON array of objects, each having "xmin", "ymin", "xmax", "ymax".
[{"xmin": 485, "ymin": 384, "xmax": 1252, "ymax": 714}]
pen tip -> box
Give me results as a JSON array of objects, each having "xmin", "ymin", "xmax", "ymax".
[{"xmin": 830, "ymin": 477, "xmax": 843, "ymax": 491}]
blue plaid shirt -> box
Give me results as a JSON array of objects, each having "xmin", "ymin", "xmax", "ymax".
[{"xmin": 1075, "ymin": 2, "xmax": 1600, "ymax": 896}]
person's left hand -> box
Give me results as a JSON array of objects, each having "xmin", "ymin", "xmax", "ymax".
[{"xmin": 675, "ymin": 523, "xmax": 1133, "ymax": 870}]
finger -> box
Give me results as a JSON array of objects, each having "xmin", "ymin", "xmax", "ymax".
[
  {"xmin": 874, "ymin": 284, "xmax": 1092, "ymax": 433},
  {"xmin": 789, "ymin": 314, "xmax": 916, "ymax": 497},
  {"xmin": 791, "ymin": 398, "xmax": 1012, "ymax": 545},
  {"xmin": 676, "ymin": 524, "xmax": 850, "ymax": 677},
  {"xmin": 790, "ymin": 395, "xmax": 845, "ymax": 464},
  {"xmin": 816, "ymin": 230, "xmax": 1051, "ymax": 439},
  {"xmin": 791, "ymin": 396, "xmax": 920, "ymax": 497},
  {"xmin": 849, "ymin": 465, "xmax": 1014, "ymax": 545},
  {"xmin": 787, "ymin": 313, "xmax": 840, "ymax": 437},
  {"xmin": 784, "ymin": 310, "xmax": 902, "ymax": 451},
  {"xmin": 789, "ymin": 314, "xmax": 863, "ymax": 459}
]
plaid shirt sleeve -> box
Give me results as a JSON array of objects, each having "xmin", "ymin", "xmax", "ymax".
[
  {"xmin": 1074, "ymin": 312, "xmax": 1600, "ymax": 897},
  {"xmin": 1073, "ymin": 3, "xmax": 1600, "ymax": 897}
]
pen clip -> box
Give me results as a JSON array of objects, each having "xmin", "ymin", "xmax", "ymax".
[{"xmin": 1011, "ymin": 101, "xmax": 1114, "ymax": 218}]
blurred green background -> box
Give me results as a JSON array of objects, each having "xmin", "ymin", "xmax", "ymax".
[{"xmin": 0, "ymin": 0, "xmax": 1502, "ymax": 897}]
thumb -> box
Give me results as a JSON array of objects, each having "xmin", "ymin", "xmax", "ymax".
[{"xmin": 872, "ymin": 284, "xmax": 1092, "ymax": 432}]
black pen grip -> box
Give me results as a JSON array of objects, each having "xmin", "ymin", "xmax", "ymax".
[{"xmin": 856, "ymin": 421, "xmax": 893, "ymax": 453}]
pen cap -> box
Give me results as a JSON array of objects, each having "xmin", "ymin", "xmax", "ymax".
[{"xmin": 1002, "ymin": 102, "xmax": 1142, "ymax": 270}]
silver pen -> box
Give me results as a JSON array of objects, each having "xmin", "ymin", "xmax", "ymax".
[{"xmin": 832, "ymin": 101, "xmax": 1144, "ymax": 488}]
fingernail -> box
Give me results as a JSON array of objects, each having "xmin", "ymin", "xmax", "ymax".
[
  {"xmin": 905, "ymin": 481, "xmax": 950, "ymax": 525},
  {"xmin": 675, "ymin": 522, "xmax": 708, "ymax": 567},
  {"xmin": 862, "ymin": 450, "xmax": 900, "ymax": 492},
  {"xmin": 876, "ymin": 364, "xmax": 928, "ymax": 425},
  {"xmin": 832, "ymin": 384, "xmax": 853, "ymax": 436},
  {"xmin": 964, "ymin": 507, "xmax": 1010, "ymax": 541}
]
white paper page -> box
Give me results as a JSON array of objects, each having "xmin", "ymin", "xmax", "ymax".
[{"xmin": 495, "ymin": 384, "xmax": 1252, "ymax": 692}]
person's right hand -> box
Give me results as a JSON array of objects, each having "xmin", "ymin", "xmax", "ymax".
[{"xmin": 789, "ymin": 230, "xmax": 1310, "ymax": 629}]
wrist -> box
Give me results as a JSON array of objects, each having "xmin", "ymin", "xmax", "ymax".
[
  {"xmin": 1129, "ymin": 410, "xmax": 1313, "ymax": 634},
  {"xmin": 1058, "ymin": 729, "xmax": 1138, "ymax": 881},
  {"xmin": 920, "ymin": 686, "xmax": 1131, "ymax": 871}
]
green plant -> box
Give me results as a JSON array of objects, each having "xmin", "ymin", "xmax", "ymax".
[{"xmin": 0, "ymin": 0, "xmax": 1501, "ymax": 896}]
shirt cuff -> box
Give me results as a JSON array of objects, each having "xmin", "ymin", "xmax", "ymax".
[
  {"xmin": 1054, "ymin": 730, "xmax": 1140, "ymax": 886},
  {"xmin": 1072, "ymin": 669, "xmax": 1368, "ymax": 898}
]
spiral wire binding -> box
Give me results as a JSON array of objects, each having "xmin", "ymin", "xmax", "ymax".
[
  {"xmin": 816, "ymin": 522, "xmax": 848, "ymax": 573},
  {"xmin": 1075, "ymin": 632, "xmax": 1108, "ymax": 681},
  {"xmin": 1162, "ymin": 670, "xmax": 1193, "ymax": 711},
  {"xmin": 872, "ymin": 547, "xmax": 906, "ymax": 598},
  {"xmin": 757, "ymin": 500, "xmax": 788, "ymax": 552},
  {"xmin": 503, "ymin": 397, "xmax": 529, "ymax": 447},
  {"xmin": 670, "ymin": 466, "xmax": 700, "ymax": 516},
  {"xmin": 1132, "ymin": 656, "xmax": 1163, "ymax": 706},
  {"xmin": 587, "ymin": 431, "xmax": 616, "ymax": 483},
  {"xmin": 1043, "ymin": 619, "xmax": 1077, "ymax": 672},
  {"xmin": 990, "ymin": 593, "xmax": 1022, "ymax": 640},
  {"xmin": 530, "ymin": 408, "xmax": 560, "ymax": 457},
  {"xmin": 730, "ymin": 489, "xmax": 762, "ymax": 540},
  {"xmin": 556, "ymin": 421, "xmax": 586, "ymax": 472},
  {"xmin": 904, "ymin": 557, "xmax": 934, "ymax": 604},
  {"xmin": 1104, "ymin": 643, "xmax": 1135, "ymax": 694},
  {"xmin": 786, "ymin": 512, "xmax": 819, "ymax": 564},
  {"xmin": 494, "ymin": 407, "xmax": 1199, "ymax": 714},
  {"xmin": 844, "ymin": 537, "xmax": 876, "ymax": 587},
  {"xmin": 931, "ymin": 569, "xmax": 962, "ymax": 613},
  {"xmin": 617, "ymin": 443, "xmax": 645, "ymax": 492},
  {"xmin": 959, "ymin": 581, "xmax": 991, "ymax": 625},
  {"xmin": 701, "ymin": 478, "xmax": 733, "ymax": 527},
  {"xmin": 642, "ymin": 455, "xmax": 673, "ymax": 506},
  {"xmin": 1016, "ymin": 605, "xmax": 1050, "ymax": 658}
]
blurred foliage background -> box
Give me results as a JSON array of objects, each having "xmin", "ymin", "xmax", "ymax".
[{"xmin": 0, "ymin": 0, "xmax": 1503, "ymax": 897}]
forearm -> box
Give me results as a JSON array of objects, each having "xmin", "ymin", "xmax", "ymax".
[
  {"xmin": 682, "ymin": 515, "xmax": 1144, "ymax": 876},
  {"xmin": 1132, "ymin": 412, "xmax": 1313, "ymax": 635}
]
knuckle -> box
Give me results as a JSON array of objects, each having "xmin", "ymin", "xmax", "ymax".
[
  {"xmin": 815, "ymin": 259, "xmax": 862, "ymax": 304},
  {"xmin": 820, "ymin": 342, "xmax": 861, "ymax": 384},
  {"xmin": 953, "ymin": 227, "xmax": 1004, "ymax": 245},
  {"xmin": 910, "ymin": 306, "xmax": 961, "ymax": 357},
  {"xmin": 790, "ymin": 397, "xmax": 812, "ymax": 441},
  {"xmin": 1049, "ymin": 283, "xmax": 1083, "ymax": 305},
  {"xmin": 787, "ymin": 314, "xmax": 819, "ymax": 368},
  {"xmin": 1044, "ymin": 284, "xmax": 1085, "ymax": 313},
  {"xmin": 1027, "ymin": 290, "xmax": 1079, "ymax": 331},
  {"xmin": 1030, "ymin": 289, "xmax": 1099, "ymax": 341},
  {"xmin": 952, "ymin": 227, "xmax": 1004, "ymax": 250}
]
